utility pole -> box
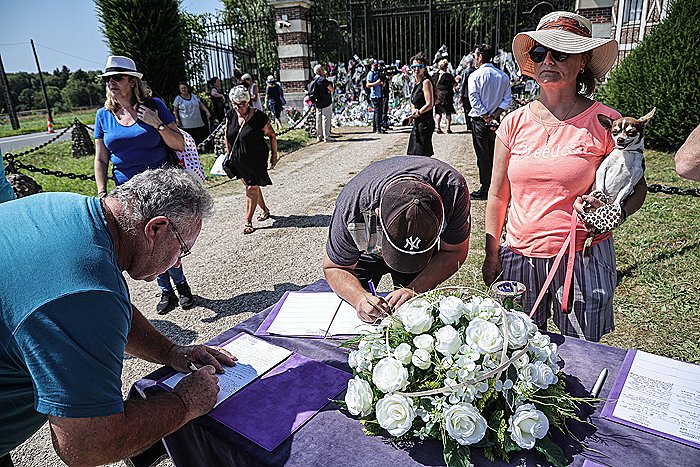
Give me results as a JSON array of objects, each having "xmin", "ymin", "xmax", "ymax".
[
  {"xmin": 30, "ymin": 39, "xmax": 53, "ymax": 130},
  {"xmin": 0, "ymin": 52, "xmax": 20, "ymax": 130}
]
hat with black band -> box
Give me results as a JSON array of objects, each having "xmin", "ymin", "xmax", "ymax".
[{"xmin": 100, "ymin": 56, "xmax": 143, "ymax": 79}]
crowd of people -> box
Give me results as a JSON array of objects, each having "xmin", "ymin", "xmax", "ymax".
[{"xmin": 2, "ymin": 10, "xmax": 700, "ymax": 467}]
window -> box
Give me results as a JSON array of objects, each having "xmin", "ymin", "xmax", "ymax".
[{"xmin": 622, "ymin": 0, "xmax": 644, "ymax": 25}]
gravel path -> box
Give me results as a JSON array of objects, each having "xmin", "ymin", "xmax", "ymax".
[{"xmin": 12, "ymin": 124, "xmax": 480, "ymax": 467}]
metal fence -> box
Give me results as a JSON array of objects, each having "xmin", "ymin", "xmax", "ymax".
[
  {"xmin": 311, "ymin": 0, "xmax": 575, "ymax": 66},
  {"xmin": 184, "ymin": 14, "xmax": 279, "ymax": 93}
]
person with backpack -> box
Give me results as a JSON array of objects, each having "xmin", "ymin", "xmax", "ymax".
[{"xmin": 308, "ymin": 64, "xmax": 334, "ymax": 142}]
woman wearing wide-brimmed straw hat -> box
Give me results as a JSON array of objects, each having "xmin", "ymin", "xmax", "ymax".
[
  {"xmin": 93, "ymin": 55, "xmax": 198, "ymax": 316},
  {"xmin": 482, "ymin": 12, "xmax": 647, "ymax": 342}
]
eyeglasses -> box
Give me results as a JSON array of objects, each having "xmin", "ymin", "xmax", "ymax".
[
  {"xmin": 233, "ymin": 101, "xmax": 248, "ymax": 107},
  {"xmin": 169, "ymin": 220, "xmax": 191, "ymax": 259},
  {"xmin": 528, "ymin": 45, "xmax": 570, "ymax": 63},
  {"xmin": 410, "ymin": 64, "xmax": 425, "ymax": 70},
  {"xmin": 102, "ymin": 74, "xmax": 125, "ymax": 84}
]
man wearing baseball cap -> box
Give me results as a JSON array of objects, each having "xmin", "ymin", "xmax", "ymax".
[{"xmin": 324, "ymin": 156, "xmax": 471, "ymax": 322}]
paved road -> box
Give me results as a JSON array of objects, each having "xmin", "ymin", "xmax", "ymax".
[{"xmin": 0, "ymin": 129, "xmax": 71, "ymax": 154}]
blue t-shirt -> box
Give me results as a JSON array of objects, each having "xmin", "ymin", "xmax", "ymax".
[
  {"xmin": 0, "ymin": 151, "xmax": 16, "ymax": 203},
  {"xmin": 0, "ymin": 193, "xmax": 131, "ymax": 456},
  {"xmin": 94, "ymin": 97, "xmax": 176, "ymax": 185},
  {"xmin": 367, "ymin": 70, "xmax": 383, "ymax": 99}
]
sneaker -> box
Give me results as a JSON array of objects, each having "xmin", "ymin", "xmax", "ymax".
[
  {"xmin": 176, "ymin": 281, "xmax": 195, "ymax": 310},
  {"xmin": 156, "ymin": 290, "xmax": 178, "ymax": 315}
]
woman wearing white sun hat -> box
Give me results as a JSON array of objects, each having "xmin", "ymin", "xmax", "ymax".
[{"xmin": 482, "ymin": 12, "xmax": 647, "ymax": 342}]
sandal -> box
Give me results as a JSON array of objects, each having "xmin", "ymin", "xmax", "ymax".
[
  {"xmin": 446, "ymin": 129, "xmax": 453, "ymax": 134},
  {"xmin": 436, "ymin": 129, "xmax": 444, "ymax": 134},
  {"xmin": 243, "ymin": 222, "xmax": 255, "ymax": 234},
  {"xmin": 257, "ymin": 209, "xmax": 270, "ymax": 221}
]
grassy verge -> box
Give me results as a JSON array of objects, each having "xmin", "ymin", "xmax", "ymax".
[
  {"xmin": 5, "ymin": 127, "xmax": 311, "ymax": 196},
  {"xmin": 446, "ymin": 149, "xmax": 700, "ymax": 364},
  {"xmin": 0, "ymin": 108, "xmax": 99, "ymax": 138}
]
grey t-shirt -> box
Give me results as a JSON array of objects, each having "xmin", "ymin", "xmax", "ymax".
[
  {"xmin": 173, "ymin": 94, "xmax": 205, "ymax": 129},
  {"xmin": 326, "ymin": 156, "xmax": 471, "ymax": 266}
]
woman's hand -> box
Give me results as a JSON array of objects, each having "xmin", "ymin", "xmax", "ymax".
[
  {"xmin": 136, "ymin": 106, "xmax": 163, "ymax": 129},
  {"xmin": 482, "ymin": 254, "xmax": 503, "ymax": 287},
  {"xmin": 269, "ymin": 156, "xmax": 278, "ymax": 170}
]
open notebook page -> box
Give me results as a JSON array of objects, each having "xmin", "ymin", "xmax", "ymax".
[
  {"xmin": 265, "ymin": 292, "xmax": 342, "ymax": 336},
  {"xmin": 326, "ymin": 299, "xmax": 379, "ymax": 336}
]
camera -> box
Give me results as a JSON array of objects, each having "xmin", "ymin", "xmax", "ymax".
[
  {"xmin": 379, "ymin": 65, "xmax": 399, "ymax": 81},
  {"xmin": 276, "ymin": 20, "xmax": 291, "ymax": 29}
]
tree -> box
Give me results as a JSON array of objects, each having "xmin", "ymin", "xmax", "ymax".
[
  {"xmin": 95, "ymin": 0, "xmax": 187, "ymax": 104},
  {"xmin": 599, "ymin": 0, "xmax": 700, "ymax": 150}
]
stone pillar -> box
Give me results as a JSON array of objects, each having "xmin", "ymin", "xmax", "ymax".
[{"xmin": 268, "ymin": 0, "xmax": 314, "ymax": 112}]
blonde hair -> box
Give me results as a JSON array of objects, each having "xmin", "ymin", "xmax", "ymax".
[
  {"xmin": 104, "ymin": 76, "xmax": 152, "ymax": 112},
  {"xmin": 438, "ymin": 59, "xmax": 449, "ymax": 71}
]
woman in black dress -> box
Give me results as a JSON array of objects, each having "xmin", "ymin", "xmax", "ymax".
[
  {"xmin": 407, "ymin": 52, "xmax": 435, "ymax": 156},
  {"xmin": 225, "ymin": 85, "xmax": 278, "ymax": 234},
  {"xmin": 434, "ymin": 58, "xmax": 456, "ymax": 134}
]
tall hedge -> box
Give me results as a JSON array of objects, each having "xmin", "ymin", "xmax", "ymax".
[
  {"xmin": 95, "ymin": 0, "xmax": 186, "ymax": 104},
  {"xmin": 599, "ymin": 0, "xmax": 700, "ymax": 150}
]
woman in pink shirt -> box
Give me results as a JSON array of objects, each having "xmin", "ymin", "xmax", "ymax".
[{"xmin": 482, "ymin": 12, "xmax": 647, "ymax": 342}]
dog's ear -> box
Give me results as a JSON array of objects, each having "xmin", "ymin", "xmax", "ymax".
[
  {"xmin": 597, "ymin": 114, "xmax": 614, "ymax": 131},
  {"xmin": 638, "ymin": 107, "xmax": 656, "ymax": 125}
]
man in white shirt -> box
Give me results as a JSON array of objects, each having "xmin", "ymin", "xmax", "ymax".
[{"xmin": 468, "ymin": 44, "xmax": 512, "ymax": 200}]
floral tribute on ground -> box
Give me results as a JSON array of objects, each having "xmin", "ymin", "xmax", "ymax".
[{"xmin": 341, "ymin": 287, "xmax": 592, "ymax": 467}]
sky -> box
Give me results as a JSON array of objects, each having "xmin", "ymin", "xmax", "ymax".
[{"xmin": 0, "ymin": 0, "xmax": 224, "ymax": 73}]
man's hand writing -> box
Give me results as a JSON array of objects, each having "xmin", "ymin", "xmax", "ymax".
[
  {"xmin": 355, "ymin": 293, "xmax": 391, "ymax": 323},
  {"xmin": 168, "ymin": 344, "xmax": 237, "ymax": 374}
]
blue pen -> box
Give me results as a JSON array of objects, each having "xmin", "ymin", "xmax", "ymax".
[{"xmin": 368, "ymin": 279, "xmax": 377, "ymax": 296}]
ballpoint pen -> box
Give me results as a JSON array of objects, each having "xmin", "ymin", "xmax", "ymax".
[
  {"xmin": 184, "ymin": 354, "xmax": 199, "ymax": 372},
  {"xmin": 591, "ymin": 368, "xmax": 608, "ymax": 398},
  {"xmin": 368, "ymin": 279, "xmax": 377, "ymax": 296}
]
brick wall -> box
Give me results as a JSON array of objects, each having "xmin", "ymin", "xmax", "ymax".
[
  {"xmin": 578, "ymin": 7, "xmax": 613, "ymax": 23},
  {"xmin": 280, "ymin": 57, "xmax": 311, "ymax": 69},
  {"xmin": 275, "ymin": 7, "xmax": 310, "ymax": 21},
  {"xmin": 278, "ymin": 31, "xmax": 310, "ymax": 45},
  {"xmin": 283, "ymin": 80, "xmax": 308, "ymax": 93}
]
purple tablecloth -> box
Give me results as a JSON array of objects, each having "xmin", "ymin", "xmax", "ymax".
[{"xmin": 129, "ymin": 279, "xmax": 696, "ymax": 466}]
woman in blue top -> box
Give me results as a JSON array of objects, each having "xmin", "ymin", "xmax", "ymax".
[{"xmin": 93, "ymin": 56, "xmax": 193, "ymax": 315}]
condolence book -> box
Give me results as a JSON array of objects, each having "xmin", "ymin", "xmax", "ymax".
[
  {"xmin": 158, "ymin": 332, "xmax": 352, "ymax": 451},
  {"xmin": 256, "ymin": 291, "xmax": 378, "ymax": 338}
]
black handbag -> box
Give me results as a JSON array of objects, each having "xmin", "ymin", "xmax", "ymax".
[{"xmin": 222, "ymin": 113, "xmax": 248, "ymax": 179}]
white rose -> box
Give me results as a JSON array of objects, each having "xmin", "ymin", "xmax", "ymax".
[
  {"xmin": 438, "ymin": 296, "xmax": 466, "ymax": 325},
  {"xmin": 375, "ymin": 394, "xmax": 415, "ymax": 437},
  {"xmin": 396, "ymin": 298, "xmax": 434, "ymax": 334},
  {"xmin": 412, "ymin": 348, "xmax": 432, "ymax": 370},
  {"xmin": 513, "ymin": 353, "xmax": 530, "ymax": 369},
  {"xmin": 518, "ymin": 363, "xmax": 539, "ymax": 387},
  {"xmin": 508, "ymin": 403, "xmax": 550, "ymax": 449},
  {"xmin": 394, "ymin": 343, "xmax": 413, "ymax": 365},
  {"xmin": 465, "ymin": 318, "xmax": 504, "ymax": 354},
  {"xmin": 532, "ymin": 361, "xmax": 557, "ymax": 389},
  {"xmin": 443, "ymin": 403, "xmax": 488, "ymax": 445},
  {"xmin": 345, "ymin": 376, "xmax": 374, "ymax": 416},
  {"xmin": 435, "ymin": 325, "xmax": 462, "ymax": 355},
  {"xmin": 372, "ymin": 357, "xmax": 409, "ymax": 393},
  {"xmin": 506, "ymin": 312, "xmax": 530, "ymax": 348},
  {"xmin": 413, "ymin": 333, "xmax": 435, "ymax": 351},
  {"xmin": 348, "ymin": 350, "xmax": 360, "ymax": 369}
]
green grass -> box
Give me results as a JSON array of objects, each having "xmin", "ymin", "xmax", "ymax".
[
  {"xmin": 6, "ymin": 127, "xmax": 311, "ymax": 196},
  {"xmin": 446, "ymin": 149, "xmax": 700, "ymax": 364},
  {"xmin": 0, "ymin": 108, "xmax": 98, "ymax": 138}
]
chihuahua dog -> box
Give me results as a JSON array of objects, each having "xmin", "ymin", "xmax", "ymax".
[{"xmin": 593, "ymin": 107, "xmax": 656, "ymax": 206}]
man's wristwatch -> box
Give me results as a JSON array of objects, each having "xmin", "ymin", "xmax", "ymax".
[{"xmin": 157, "ymin": 123, "xmax": 165, "ymax": 131}]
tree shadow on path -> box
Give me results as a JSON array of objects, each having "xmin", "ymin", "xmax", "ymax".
[{"xmin": 195, "ymin": 282, "xmax": 305, "ymax": 324}]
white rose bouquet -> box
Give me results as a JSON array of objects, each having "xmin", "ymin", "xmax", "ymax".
[{"xmin": 341, "ymin": 287, "xmax": 593, "ymax": 467}]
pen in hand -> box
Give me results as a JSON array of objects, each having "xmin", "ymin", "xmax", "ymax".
[{"xmin": 368, "ymin": 279, "xmax": 377, "ymax": 297}]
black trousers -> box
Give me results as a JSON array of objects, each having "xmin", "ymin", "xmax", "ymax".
[
  {"xmin": 471, "ymin": 117, "xmax": 497, "ymax": 192},
  {"xmin": 0, "ymin": 453, "xmax": 13, "ymax": 467},
  {"xmin": 371, "ymin": 98, "xmax": 384, "ymax": 132},
  {"xmin": 382, "ymin": 95, "xmax": 390, "ymax": 127},
  {"xmin": 354, "ymin": 254, "xmax": 420, "ymax": 292},
  {"xmin": 461, "ymin": 96, "xmax": 472, "ymax": 131}
]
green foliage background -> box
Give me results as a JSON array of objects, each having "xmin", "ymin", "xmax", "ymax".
[
  {"xmin": 94, "ymin": 0, "xmax": 187, "ymax": 104},
  {"xmin": 599, "ymin": 0, "xmax": 700, "ymax": 150}
]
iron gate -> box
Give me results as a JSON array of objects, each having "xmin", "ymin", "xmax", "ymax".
[{"xmin": 311, "ymin": 0, "xmax": 575, "ymax": 66}]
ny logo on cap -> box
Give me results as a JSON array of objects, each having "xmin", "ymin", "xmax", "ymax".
[{"xmin": 404, "ymin": 236, "xmax": 422, "ymax": 251}]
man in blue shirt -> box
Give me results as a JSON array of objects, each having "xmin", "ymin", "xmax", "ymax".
[
  {"xmin": 0, "ymin": 168, "xmax": 236, "ymax": 466},
  {"xmin": 0, "ymin": 151, "xmax": 16, "ymax": 203},
  {"xmin": 468, "ymin": 44, "xmax": 512, "ymax": 199},
  {"xmin": 366, "ymin": 60, "xmax": 386, "ymax": 134}
]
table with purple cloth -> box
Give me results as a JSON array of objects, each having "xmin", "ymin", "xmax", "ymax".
[{"xmin": 129, "ymin": 280, "xmax": 695, "ymax": 467}]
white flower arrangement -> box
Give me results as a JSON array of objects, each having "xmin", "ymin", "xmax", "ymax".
[{"xmin": 342, "ymin": 287, "xmax": 591, "ymax": 467}]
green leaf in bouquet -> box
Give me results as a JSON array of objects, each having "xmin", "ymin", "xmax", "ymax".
[
  {"xmin": 443, "ymin": 437, "xmax": 472, "ymax": 467},
  {"xmin": 360, "ymin": 419, "xmax": 382, "ymax": 436},
  {"xmin": 534, "ymin": 436, "xmax": 568, "ymax": 467}
]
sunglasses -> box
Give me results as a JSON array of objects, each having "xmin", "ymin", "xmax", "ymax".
[
  {"xmin": 233, "ymin": 101, "xmax": 249, "ymax": 108},
  {"xmin": 102, "ymin": 74, "xmax": 125, "ymax": 84},
  {"xmin": 410, "ymin": 64, "xmax": 425, "ymax": 70},
  {"xmin": 528, "ymin": 45, "xmax": 570, "ymax": 63}
]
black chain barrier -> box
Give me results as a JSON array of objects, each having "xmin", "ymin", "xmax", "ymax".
[
  {"xmin": 647, "ymin": 184, "xmax": 700, "ymax": 197},
  {"xmin": 275, "ymin": 105, "xmax": 314, "ymax": 136}
]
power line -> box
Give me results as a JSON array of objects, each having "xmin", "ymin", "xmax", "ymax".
[
  {"xmin": 34, "ymin": 42, "xmax": 103, "ymax": 67},
  {"xmin": 0, "ymin": 42, "xmax": 27, "ymax": 47}
]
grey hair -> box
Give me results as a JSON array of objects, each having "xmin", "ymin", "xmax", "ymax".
[
  {"xmin": 110, "ymin": 167, "xmax": 214, "ymax": 234},
  {"xmin": 229, "ymin": 85, "xmax": 250, "ymax": 103}
]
